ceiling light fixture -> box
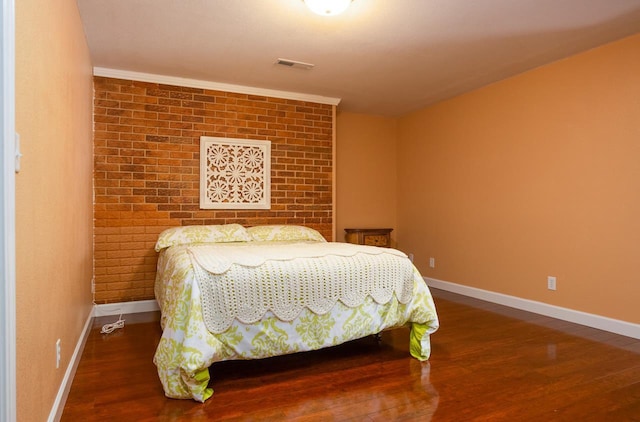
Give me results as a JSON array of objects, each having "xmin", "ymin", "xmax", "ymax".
[{"xmin": 304, "ymin": 0, "xmax": 353, "ymax": 16}]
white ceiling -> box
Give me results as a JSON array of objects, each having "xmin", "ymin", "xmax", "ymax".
[{"xmin": 77, "ymin": 0, "xmax": 640, "ymax": 116}]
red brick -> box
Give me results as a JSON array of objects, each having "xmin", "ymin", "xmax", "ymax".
[{"xmin": 93, "ymin": 76, "xmax": 334, "ymax": 302}]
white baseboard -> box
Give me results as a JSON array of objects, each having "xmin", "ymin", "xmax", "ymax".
[
  {"xmin": 47, "ymin": 310, "xmax": 93, "ymax": 422},
  {"xmin": 425, "ymin": 277, "xmax": 640, "ymax": 340},
  {"xmin": 93, "ymin": 299, "xmax": 159, "ymax": 317}
]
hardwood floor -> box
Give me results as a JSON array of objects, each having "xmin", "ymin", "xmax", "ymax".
[{"xmin": 62, "ymin": 289, "xmax": 640, "ymax": 421}]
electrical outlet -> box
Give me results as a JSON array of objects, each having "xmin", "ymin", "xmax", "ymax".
[
  {"xmin": 56, "ymin": 339, "xmax": 61, "ymax": 369},
  {"xmin": 429, "ymin": 257, "xmax": 435, "ymax": 268},
  {"xmin": 547, "ymin": 276, "xmax": 557, "ymax": 291}
]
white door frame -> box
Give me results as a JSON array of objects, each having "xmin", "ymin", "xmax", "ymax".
[{"xmin": 1, "ymin": 0, "xmax": 17, "ymax": 420}]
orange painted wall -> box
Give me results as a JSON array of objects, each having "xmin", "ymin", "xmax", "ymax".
[
  {"xmin": 336, "ymin": 112, "xmax": 398, "ymax": 244},
  {"xmin": 15, "ymin": 0, "xmax": 94, "ymax": 420},
  {"xmin": 397, "ymin": 33, "xmax": 640, "ymax": 324}
]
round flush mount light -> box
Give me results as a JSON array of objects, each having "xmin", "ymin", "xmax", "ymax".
[{"xmin": 304, "ymin": 0, "xmax": 353, "ymax": 16}]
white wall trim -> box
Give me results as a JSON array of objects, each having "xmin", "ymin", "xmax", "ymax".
[
  {"xmin": 93, "ymin": 67, "xmax": 342, "ymax": 107},
  {"xmin": 47, "ymin": 310, "xmax": 93, "ymax": 422},
  {"xmin": 93, "ymin": 299, "xmax": 160, "ymax": 317},
  {"xmin": 1, "ymin": 0, "xmax": 17, "ymax": 419},
  {"xmin": 425, "ymin": 277, "xmax": 640, "ymax": 340}
]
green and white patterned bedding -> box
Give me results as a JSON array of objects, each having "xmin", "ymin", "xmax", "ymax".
[{"xmin": 153, "ymin": 225, "xmax": 439, "ymax": 402}]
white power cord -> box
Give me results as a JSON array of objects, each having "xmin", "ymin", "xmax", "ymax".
[{"xmin": 100, "ymin": 314, "xmax": 125, "ymax": 334}]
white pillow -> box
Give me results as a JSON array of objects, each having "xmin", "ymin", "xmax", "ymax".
[
  {"xmin": 247, "ymin": 225, "xmax": 326, "ymax": 243},
  {"xmin": 155, "ymin": 224, "xmax": 252, "ymax": 251}
]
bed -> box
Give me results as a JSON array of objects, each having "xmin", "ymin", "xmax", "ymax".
[{"xmin": 152, "ymin": 224, "xmax": 440, "ymax": 402}]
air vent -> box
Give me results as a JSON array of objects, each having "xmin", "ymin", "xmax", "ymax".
[{"xmin": 276, "ymin": 58, "xmax": 315, "ymax": 70}]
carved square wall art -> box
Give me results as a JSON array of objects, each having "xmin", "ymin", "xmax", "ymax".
[{"xmin": 199, "ymin": 136, "xmax": 271, "ymax": 209}]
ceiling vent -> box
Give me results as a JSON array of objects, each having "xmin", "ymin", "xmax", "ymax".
[{"xmin": 276, "ymin": 58, "xmax": 315, "ymax": 70}]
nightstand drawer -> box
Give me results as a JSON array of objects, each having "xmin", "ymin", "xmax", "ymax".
[
  {"xmin": 344, "ymin": 228, "xmax": 393, "ymax": 248},
  {"xmin": 363, "ymin": 234, "xmax": 389, "ymax": 247}
]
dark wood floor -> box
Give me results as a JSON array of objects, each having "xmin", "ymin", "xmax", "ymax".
[{"xmin": 62, "ymin": 289, "xmax": 640, "ymax": 421}]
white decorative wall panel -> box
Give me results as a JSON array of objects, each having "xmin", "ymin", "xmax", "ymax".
[{"xmin": 199, "ymin": 137, "xmax": 271, "ymax": 209}]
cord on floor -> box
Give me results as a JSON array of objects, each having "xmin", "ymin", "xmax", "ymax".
[{"xmin": 100, "ymin": 314, "xmax": 125, "ymax": 334}]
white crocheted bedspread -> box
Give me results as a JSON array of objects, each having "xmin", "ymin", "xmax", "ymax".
[{"xmin": 187, "ymin": 242, "xmax": 415, "ymax": 334}]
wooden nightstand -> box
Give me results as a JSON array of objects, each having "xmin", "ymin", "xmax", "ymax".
[{"xmin": 344, "ymin": 228, "xmax": 393, "ymax": 248}]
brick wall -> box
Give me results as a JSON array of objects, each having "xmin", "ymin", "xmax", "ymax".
[{"xmin": 93, "ymin": 76, "xmax": 334, "ymax": 303}]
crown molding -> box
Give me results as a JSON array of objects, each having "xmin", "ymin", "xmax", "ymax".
[{"xmin": 93, "ymin": 67, "xmax": 341, "ymax": 106}]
